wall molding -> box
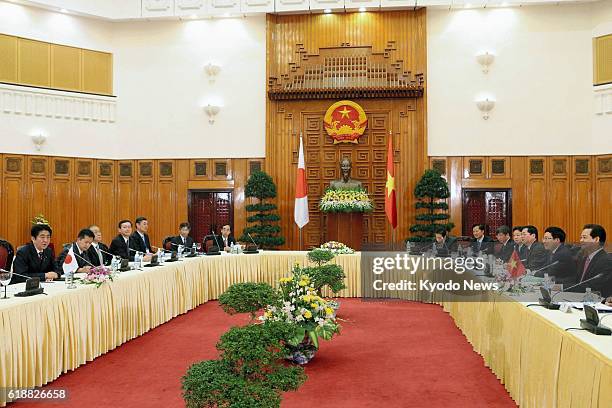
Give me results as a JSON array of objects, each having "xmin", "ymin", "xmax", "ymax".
[
  {"xmin": 0, "ymin": 83, "xmax": 116, "ymax": 123},
  {"xmin": 593, "ymin": 83, "xmax": 612, "ymax": 115}
]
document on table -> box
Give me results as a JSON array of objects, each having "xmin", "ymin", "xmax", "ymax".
[{"xmin": 569, "ymin": 302, "xmax": 612, "ymax": 312}]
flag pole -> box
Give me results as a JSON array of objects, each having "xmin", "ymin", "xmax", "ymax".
[{"xmin": 298, "ymin": 227, "xmax": 303, "ymax": 251}]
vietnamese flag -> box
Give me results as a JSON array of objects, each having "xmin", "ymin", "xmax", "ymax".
[
  {"xmin": 385, "ymin": 131, "xmax": 397, "ymax": 229},
  {"xmin": 507, "ymin": 249, "xmax": 526, "ymax": 278},
  {"xmin": 294, "ymin": 135, "xmax": 309, "ymax": 229}
]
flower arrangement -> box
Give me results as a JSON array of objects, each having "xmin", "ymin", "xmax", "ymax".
[
  {"xmin": 31, "ymin": 214, "xmax": 51, "ymax": 226},
  {"xmin": 320, "ymin": 241, "xmax": 355, "ymax": 254},
  {"xmin": 319, "ymin": 187, "xmax": 373, "ymax": 213},
  {"xmin": 81, "ymin": 266, "xmax": 116, "ymax": 288},
  {"xmin": 260, "ymin": 264, "xmax": 340, "ymax": 352}
]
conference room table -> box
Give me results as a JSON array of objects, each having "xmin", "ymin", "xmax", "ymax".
[{"xmin": 0, "ymin": 251, "xmax": 610, "ymax": 407}]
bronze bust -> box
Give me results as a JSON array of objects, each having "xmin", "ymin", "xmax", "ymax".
[{"xmin": 330, "ymin": 158, "xmax": 362, "ymax": 189}]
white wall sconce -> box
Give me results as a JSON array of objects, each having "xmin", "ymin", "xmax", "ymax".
[
  {"xmin": 476, "ymin": 51, "xmax": 495, "ymax": 74},
  {"xmin": 204, "ymin": 104, "xmax": 220, "ymax": 124},
  {"xmin": 31, "ymin": 133, "xmax": 47, "ymax": 151},
  {"xmin": 476, "ymin": 98, "xmax": 495, "ymax": 120},
  {"xmin": 204, "ymin": 63, "xmax": 221, "ymax": 83}
]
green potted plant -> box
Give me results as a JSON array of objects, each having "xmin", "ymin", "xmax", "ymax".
[
  {"xmin": 218, "ymin": 282, "xmax": 280, "ymax": 322},
  {"xmin": 408, "ymin": 169, "xmax": 454, "ymax": 242},
  {"xmin": 182, "ymin": 322, "xmax": 306, "ymax": 408},
  {"xmin": 240, "ymin": 171, "xmax": 285, "ymax": 249}
]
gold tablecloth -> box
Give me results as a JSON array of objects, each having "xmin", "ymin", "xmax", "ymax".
[{"xmin": 0, "ymin": 251, "xmax": 610, "ymax": 407}]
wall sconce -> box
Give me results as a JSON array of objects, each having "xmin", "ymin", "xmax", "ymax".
[
  {"xmin": 476, "ymin": 51, "xmax": 495, "ymax": 74},
  {"xmin": 476, "ymin": 98, "xmax": 495, "ymax": 120},
  {"xmin": 32, "ymin": 133, "xmax": 47, "ymax": 151},
  {"xmin": 204, "ymin": 104, "xmax": 220, "ymax": 124},
  {"xmin": 204, "ymin": 63, "xmax": 221, "ymax": 83}
]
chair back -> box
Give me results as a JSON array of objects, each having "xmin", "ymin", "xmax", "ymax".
[
  {"xmin": 162, "ymin": 236, "xmax": 173, "ymax": 251},
  {"xmin": 0, "ymin": 239, "xmax": 14, "ymax": 270}
]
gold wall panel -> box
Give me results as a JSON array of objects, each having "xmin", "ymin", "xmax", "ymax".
[
  {"xmin": 51, "ymin": 44, "xmax": 81, "ymax": 91},
  {"xmin": 594, "ymin": 34, "xmax": 612, "ymax": 85},
  {"xmin": 0, "ymin": 34, "xmax": 18, "ymax": 83},
  {"xmin": 82, "ymin": 49, "xmax": 113, "ymax": 95},
  {"xmin": 18, "ymin": 38, "xmax": 50, "ymax": 87}
]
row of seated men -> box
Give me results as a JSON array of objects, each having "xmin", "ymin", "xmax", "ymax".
[
  {"xmin": 434, "ymin": 223, "xmax": 612, "ymax": 298},
  {"xmin": 11, "ymin": 217, "xmax": 237, "ymax": 284}
]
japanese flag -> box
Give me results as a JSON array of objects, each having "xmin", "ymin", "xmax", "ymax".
[{"xmin": 63, "ymin": 247, "xmax": 79, "ymax": 274}]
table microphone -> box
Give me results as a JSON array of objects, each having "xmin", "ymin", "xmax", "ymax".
[
  {"xmin": 72, "ymin": 251, "xmax": 96, "ymax": 267},
  {"xmin": 550, "ymin": 273, "xmax": 604, "ymax": 302},
  {"xmin": 246, "ymin": 232, "xmax": 259, "ymax": 249},
  {"xmin": 530, "ymin": 261, "xmax": 559, "ymax": 276}
]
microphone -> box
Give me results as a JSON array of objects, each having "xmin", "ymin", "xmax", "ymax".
[
  {"xmin": 211, "ymin": 231, "xmax": 223, "ymax": 249},
  {"xmin": 246, "ymin": 232, "xmax": 259, "ymax": 249},
  {"xmin": 550, "ymin": 273, "xmax": 604, "ymax": 302},
  {"xmin": 72, "ymin": 251, "xmax": 96, "ymax": 268},
  {"xmin": 530, "ymin": 261, "xmax": 559, "ymax": 276},
  {"xmin": 3, "ymin": 270, "xmax": 37, "ymax": 280}
]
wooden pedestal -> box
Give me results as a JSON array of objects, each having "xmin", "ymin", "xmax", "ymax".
[{"xmin": 325, "ymin": 212, "xmax": 363, "ymax": 251}]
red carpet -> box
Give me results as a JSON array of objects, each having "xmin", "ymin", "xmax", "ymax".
[{"xmin": 14, "ymin": 299, "xmax": 516, "ymax": 408}]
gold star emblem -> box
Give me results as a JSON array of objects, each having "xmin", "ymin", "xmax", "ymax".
[
  {"xmin": 339, "ymin": 106, "xmax": 352, "ymax": 118},
  {"xmin": 509, "ymin": 259, "xmax": 517, "ymax": 269},
  {"xmin": 386, "ymin": 172, "xmax": 395, "ymax": 196}
]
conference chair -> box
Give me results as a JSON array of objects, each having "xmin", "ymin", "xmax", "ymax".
[
  {"xmin": 0, "ymin": 239, "xmax": 15, "ymax": 271},
  {"xmin": 162, "ymin": 236, "xmax": 173, "ymax": 251}
]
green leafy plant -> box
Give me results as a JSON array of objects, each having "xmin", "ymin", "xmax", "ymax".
[
  {"xmin": 408, "ymin": 169, "xmax": 454, "ymax": 242},
  {"xmin": 240, "ymin": 171, "xmax": 285, "ymax": 249},
  {"xmin": 219, "ymin": 282, "xmax": 279, "ymax": 322},
  {"xmin": 182, "ymin": 322, "xmax": 306, "ymax": 408},
  {"xmin": 303, "ymin": 248, "xmax": 346, "ymax": 296}
]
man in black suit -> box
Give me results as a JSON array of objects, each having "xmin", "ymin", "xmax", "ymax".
[
  {"xmin": 170, "ymin": 222, "xmax": 194, "ymax": 252},
  {"xmin": 572, "ymin": 224, "xmax": 612, "ymax": 297},
  {"xmin": 522, "ymin": 225, "xmax": 548, "ymax": 272},
  {"xmin": 216, "ymin": 224, "xmax": 237, "ymax": 252},
  {"xmin": 471, "ymin": 224, "xmax": 494, "ymax": 254},
  {"xmin": 109, "ymin": 219, "xmax": 134, "ymax": 261},
  {"xmin": 495, "ymin": 225, "xmax": 515, "ymax": 263},
  {"xmin": 542, "ymin": 227, "xmax": 576, "ymax": 284},
  {"xmin": 56, "ymin": 229, "xmax": 95, "ymax": 273},
  {"xmin": 130, "ymin": 216, "xmax": 153, "ymax": 261},
  {"xmin": 512, "ymin": 226, "xmax": 528, "ymax": 260},
  {"xmin": 434, "ymin": 228, "xmax": 457, "ymax": 254},
  {"xmin": 86, "ymin": 225, "xmax": 112, "ymax": 266},
  {"xmin": 12, "ymin": 224, "xmax": 57, "ymax": 283}
]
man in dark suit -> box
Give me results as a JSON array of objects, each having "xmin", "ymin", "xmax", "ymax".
[
  {"xmin": 513, "ymin": 226, "xmax": 528, "ymax": 261},
  {"xmin": 56, "ymin": 229, "xmax": 95, "ymax": 273},
  {"xmin": 130, "ymin": 216, "xmax": 154, "ymax": 261},
  {"xmin": 571, "ymin": 224, "xmax": 612, "ymax": 297},
  {"xmin": 495, "ymin": 225, "xmax": 515, "ymax": 263},
  {"xmin": 109, "ymin": 219, "xmax": 134, "ymax": 261},
  {"xmin": 470, "ymin": 224, "xmax": 494, "ymax": 254},
  {"xmin": 522, "ymin": 225, "xmax": 548, "ymax": 272},
  {"xmin": 86, "ymin": 225, "xmax": 112, "ymax": 266},
  {"xmin": 542, "ymin": 227, "xmax": 576, "ymax": 284},
  {"xmin": 434, "ymin": 228, "xmax": 457, "ymax": 254},
  {"xmin": 12, "ymin": 224, "xmax": 57, "ymax": 283},
  {"xmin": 215, "ymin": 224, "xmax": 237, "ymax": 252},
  {"xmin": 170, "ymin": 222, "xmax": 194, "ymax": 252}
]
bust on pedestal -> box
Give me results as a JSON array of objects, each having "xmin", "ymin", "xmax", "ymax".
[{"xmin": 325, "ymin": 158, "xmax": 366, "ymax": 250}]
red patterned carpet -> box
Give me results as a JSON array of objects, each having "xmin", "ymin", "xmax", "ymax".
[{"xmin": 14, "ymin": 299, "xmax": 516, "ymax": 408}]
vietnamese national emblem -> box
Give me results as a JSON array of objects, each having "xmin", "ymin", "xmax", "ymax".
[{"xmin": 323, "ymin": 100, "xmax": 368, "ymax": 144}]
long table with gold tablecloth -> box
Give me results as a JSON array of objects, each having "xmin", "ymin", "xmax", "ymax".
[{"xmin": 0, "ymin": 251, "xmax": 610, "ymax": 407}]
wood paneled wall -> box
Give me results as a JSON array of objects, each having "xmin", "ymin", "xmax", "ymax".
[
  {"xmin": 0, "ymin": 33, "xmax": 113, "ymax": 95},
  {"xmin": 0, "ymin": 154, "xmax": 263, "ymax": 251},
  {"xmin": 430, "ymin": 155, "xmax": 612, "ymax": 243},
  {"xmin": 266, "ymin": 10, "xmax": 428, "ymax": 249}
]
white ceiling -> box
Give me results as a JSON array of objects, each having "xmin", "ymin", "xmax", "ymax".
[{"xmin": 1, "ymin": 0, "xmax": 597, "ymax": 20}]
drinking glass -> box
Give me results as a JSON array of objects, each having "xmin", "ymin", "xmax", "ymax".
[{"xmin": 0, "ymin": 269, "xmax": 12, "ymax": 299}]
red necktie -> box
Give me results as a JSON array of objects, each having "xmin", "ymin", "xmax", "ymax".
[{"xmin": 580, "ymin": 257, "xmax": 591, "ymax": 282}]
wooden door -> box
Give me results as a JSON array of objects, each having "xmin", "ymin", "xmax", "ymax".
[
  {"xmin": 188, "ymin": 191, "xmax": 233, "ymax": 244},
  {"xmin": 462, "ymin": 189, "xmax": 512, "ymax": 238}
]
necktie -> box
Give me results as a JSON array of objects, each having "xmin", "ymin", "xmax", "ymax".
[
  {"xmin": 182, "ymin": 237, "xmax": 185, "ymax": 245},
  {"xmin": 580, "ymin": 256, "xmax": 591, "ymax": 282},
  {"xmin": 38, "ymin": 251, "xmax": 43, "ymax": 261},
  {"xmin": 96, "ymin": 246, "xmax": 103, "ymax": 265}
]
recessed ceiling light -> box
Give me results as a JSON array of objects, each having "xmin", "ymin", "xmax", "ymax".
[
  {"xmin": 324, "ymin": 9, "xmax": 332, "ymax": 14},
  {"xmin": 359, "ymin": 7, "xmax": 366, "ymax": 12},
  {"xmin": 60, "ymin": 8, "xmax": 68, "ymax": 13}
]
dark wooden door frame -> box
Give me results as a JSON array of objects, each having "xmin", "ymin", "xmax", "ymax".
[
  {"xmin": 188, "ymin": 189, "xmax": 234, "ymax": 242},
  {"xmin": 461, "ymin": 188, "xmax": 512, "ymax": 237}
]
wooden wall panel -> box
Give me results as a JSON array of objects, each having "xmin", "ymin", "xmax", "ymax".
[
  {"xmin": 95, "ymin": 160, "xmax": 116, "ymax": 244},
  {"xmin": 18, "ymin": 38, "xmax": 50, "ymax": 87},
  {"xmin": 74, "ymin": 159, "xmax": 94, "ymax": 234},
  {"xmin": 442, "ymin": 155, "xmax": 610, "ymax": 244},
  {"xmin": 26, "ymin": 156, "xmax": 49, "ymax": 228},
  {"xmin": 116, "ymin": 161, "xmax": 135, "ymax": 223},
  {"xmin": 82, "ymin": 49, "xmax": 113, "ymax": 95},
  {"xmin": 51, "ymin": 44, "xmax": 81, "ymax": 91},
  {"xmin": 266, "ymin": 10, "xmax": 427, "ymax": 249},
  {"xmin": 1, "ymin": 155, "xmax": 25, "ymax": 246},
  {"xmin": 0, "ymin": 34, "xmax": 18, "ymax": 83},
  {"xmin": 49, "ymin": 158, "xmax": 74, "ymax": 246}
]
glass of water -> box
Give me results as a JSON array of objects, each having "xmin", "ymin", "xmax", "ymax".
[
  {"xmin": 0, "ymin": 269, "xmax": 12, "ymax": 299},
  {"xmin": 66, "ymin": 270, "xmax": 76, "ymax": 289}
]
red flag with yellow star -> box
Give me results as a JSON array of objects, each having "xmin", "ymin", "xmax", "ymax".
[
  {"xmin": 385, "ymin": 132, "xmax": 397, "ymax": 229},
  {"xmin": 507, "ymin": 249, "xmax": 526, "ymax": 278}
]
